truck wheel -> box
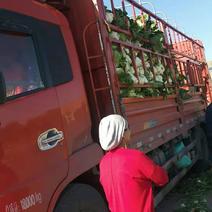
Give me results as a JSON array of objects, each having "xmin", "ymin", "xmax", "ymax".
[
  {"xmin": 193, "ymin": 127, "xmax": 209, "ymax": 161},
  {"xmin": 54, "ymin": 183, "xmax": 109, "ymax": 212},
  {"xmin": 192, "ymin": 127, "xmax": 212, "ymax": 172}
]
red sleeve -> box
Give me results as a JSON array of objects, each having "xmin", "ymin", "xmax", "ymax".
[{"xmin": 138, "ymin": 152, "xmax": 169, "ymax": 186}]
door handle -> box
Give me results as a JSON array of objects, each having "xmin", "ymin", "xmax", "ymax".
[{"xmin": 38, "ymin": 128, "xmax": 64, "ymax": 151}]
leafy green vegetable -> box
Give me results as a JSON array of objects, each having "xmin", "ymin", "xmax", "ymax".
[
  {"xmin": 163, "ymin": 67, "xmax": 174, "ymax": 84},
  {"xmin": 107, "ymin": 8, "xmax": 180, "ymax": 98},
  {"xmin": 112, "ymin": 9, "xmax": 129, "ymax": 30},
  {"xmin": 179, "ymin": 88, "xmax": 192, "ymax": 100},
  {"xmin": 120, "ymin": 88, "xmax": 144, "ymax": 98},
  {"xmin": 119, "ymin": 33, "xmax": 129, "ymax": 42},
  {"xmin": 117, "ymin": 70, "xmax": 135, "ymax": 84},
  {"xmin": 140, "ymin": 87, "xmax": 160, "ymax": 97},
  {"xmin": 177, "ymin": 74, "xmax": 188, "ymax": 86},
  {"xmin": 106, "ymin": 11, "xmax": 114, "ymax": 23},
  {"xmin": 109, "ymin": 31, "xmax": 120, "ymax": 40}
]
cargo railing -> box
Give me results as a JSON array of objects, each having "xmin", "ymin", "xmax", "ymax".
[
  {"xmin": 101, "ymin": 0, "xmax": 207, "ymax": 100},
  {"xmin": 105, "ymin": 0, "xmax": 205, "ymax": 63},
  {"xmin": 43, "ymin": 0, "xmax": 208, "ymax": 100}
]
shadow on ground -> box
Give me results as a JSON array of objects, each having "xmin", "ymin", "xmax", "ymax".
[{"xmin": 156, "ymin": 161, "xmax": 212, "ymax": 212}]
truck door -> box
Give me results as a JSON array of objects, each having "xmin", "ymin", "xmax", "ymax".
[{"xmin": 0, "ymin": 11, "xmax": 72, "ymax": 211}]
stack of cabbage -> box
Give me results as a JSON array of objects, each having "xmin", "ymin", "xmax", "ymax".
[{"xmin": 106, "ymin": 8, "xmax": 175, "ymax": 98}]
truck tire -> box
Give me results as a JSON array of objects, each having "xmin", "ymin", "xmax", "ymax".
[
  {"xmin": 193, "ymin": 127, "xmax": 209, "ymax": 161},
  {"xmin": 54, "ymin": 183, "xmax": 109, "ymax": 212},
  {"xmin": 191, "ymin": 127, "xmax": 212, "ymax": 172}
]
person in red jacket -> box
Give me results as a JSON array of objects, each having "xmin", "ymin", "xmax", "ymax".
[{"xmin": 99, "ymin": 114, "xmax": 169, "ymax": 212}]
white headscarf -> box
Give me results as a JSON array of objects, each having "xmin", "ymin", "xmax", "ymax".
[{"xmin": 99, "ymin": 114, "xmax": 128, "ymax": 151}]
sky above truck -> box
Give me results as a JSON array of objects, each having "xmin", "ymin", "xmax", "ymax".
[{"xmin": 104, "ymin": 0, "xmax": 212, "ymax": 61}]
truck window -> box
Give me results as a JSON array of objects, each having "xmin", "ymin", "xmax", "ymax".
[
  {"xmin": 0, "ymin": 31, "xmax": 44, "ymax": 98},
  {"xmin": 0, "ymin": 9, "xmax": 73, "ymax": 98}
]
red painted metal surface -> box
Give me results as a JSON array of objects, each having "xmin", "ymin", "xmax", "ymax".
[
  {"xmin": 48, "ymin": 143, "xmax": 103, "ymax": 212},
  {"xmin": 122, "ymin": 96, "xmax": 181, "ymax": 152},
  {"xmin": 65, "ymin": 0, "xmax": 118, "ymax": 141},
  {"xmin": 0, "ymin": 0, "xmax": 103, "ymax": 211},
  {"xmin": 0, "ymin": 88, "xmax": 68, "ymax": 212},
  {"xmin": 1, "ymin": 0, "xmax": 211, "ymax": 211}
]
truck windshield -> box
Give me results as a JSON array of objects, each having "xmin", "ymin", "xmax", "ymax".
[{"xmin": 0, "ymin": 31, "xmax": 44, "ymax": 98}]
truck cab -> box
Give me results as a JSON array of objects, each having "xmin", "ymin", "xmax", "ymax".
[{"xmin": 0, "ymin": 1, "xmax": 104, "ymax": 211}]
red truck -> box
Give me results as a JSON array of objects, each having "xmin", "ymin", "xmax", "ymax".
[{"xmin": 0, "ymin": 0, "xmax": 211, "ymax": 211}]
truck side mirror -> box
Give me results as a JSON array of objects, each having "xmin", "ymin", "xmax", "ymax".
[{"xmin": 0, "ymin": 72, "xmax": 6, "ymax": 104}]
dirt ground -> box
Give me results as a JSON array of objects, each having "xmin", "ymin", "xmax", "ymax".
[
  {"xmin": 156, "ymin": 163, "xmax": 212, "ymax": 212},
  {"xmin": 156, "ymin": 192, "xmax": 212, "ymax": 212}
]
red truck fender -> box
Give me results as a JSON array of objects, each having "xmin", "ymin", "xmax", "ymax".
[{"xmin": 47, "ymin": 143, "xmax": 103, "ymax": 212}]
